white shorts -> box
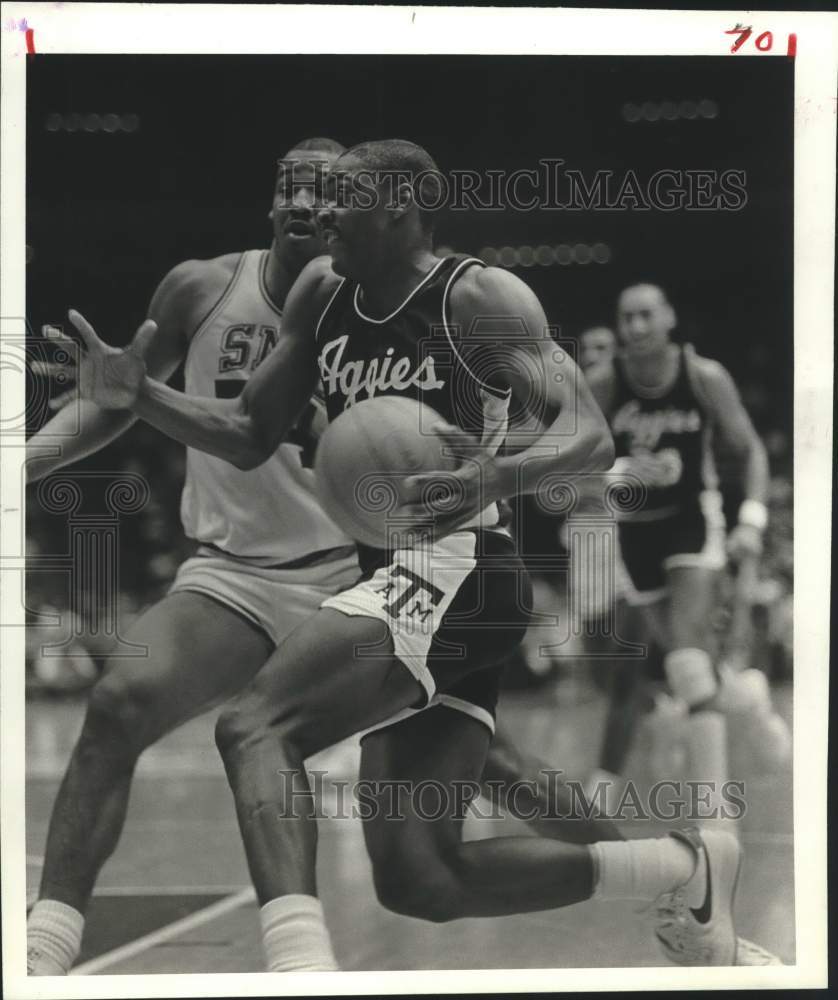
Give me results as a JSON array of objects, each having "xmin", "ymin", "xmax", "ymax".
[
  {"xmin": 321, "ymin": 528, "xmax": 532, "ymax": 736},
  {"xmin": 169, "ymin": 545, "xmax": 360, "ymax": 646}
]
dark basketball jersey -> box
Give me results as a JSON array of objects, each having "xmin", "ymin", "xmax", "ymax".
[
  {"xmin": 609, "ymin": 346, "xmax": 716, "ymax": 519},
  {"xmin": 315, "ymin": 255, "xmax": 512, "ymax": 543},
  {"xmin": 315, "ymin": 254, "xmax": 511, "ymax": 439}
]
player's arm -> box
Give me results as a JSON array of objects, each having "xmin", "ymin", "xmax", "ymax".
[
  {"xmin": 691, "ymin": 353, "xmax": 770, "ymax": 558},
  {"xmin": 25, "ymin": 262, "xmax": 195, "ymax": 483},
  {"xmin": 54, "ymin": 258, "xmax": 333, "ymax": 470},
  {"xmin": 570, "ymin": 363, "xmax": 620, "ymax": 514},
  {"xmin": 455, "ymin": 266, "xmax": 615, "ymax": 496},
  {"xmin": 134, "ymin": 259, "xmax": 331, "ymax": 467}
]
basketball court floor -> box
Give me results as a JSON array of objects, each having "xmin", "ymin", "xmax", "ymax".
[{"xmin": 26, "ymin": 680, "xmax": 794, "ymax": 974}]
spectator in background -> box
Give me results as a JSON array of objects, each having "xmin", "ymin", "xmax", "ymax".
[{"xmin": 578, "ymin": 325, "xmax": 617, "ymax": 374}]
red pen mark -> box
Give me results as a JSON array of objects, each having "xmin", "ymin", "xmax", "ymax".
[
  {"xmin": 754, "ymin": 30, "xmax": 773, "ymax": 51},
  {"xmin": 25, "ymin": 28, "xmax": 35, "ymax": 54},
  {"xmin": 787, "ymin": 33, "xmax": 797, "ymax": 58},
  {"xmin": 725, "ymin": 24, "xmax": 752, "ymax": 53}
]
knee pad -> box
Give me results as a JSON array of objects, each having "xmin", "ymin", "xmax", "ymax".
[{"xmin": 663, "ymin": 647, "xmax": 717, "ymax": 707}]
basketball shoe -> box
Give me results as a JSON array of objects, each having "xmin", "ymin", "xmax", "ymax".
[{"xmin": 653, "ymin": 827, "xmax": 742, "ymax": 966}]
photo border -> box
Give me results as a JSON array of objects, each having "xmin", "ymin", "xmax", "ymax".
[{"xmin": 2, "ymin": 4, "xmax": 833, "ymax": 995}]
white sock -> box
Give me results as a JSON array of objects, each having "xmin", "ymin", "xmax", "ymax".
[
  {"xmin": 27, "ymin": 899, "xmax": 84, "ymax": 975},
  {"xmin": 590, "ymin": 837, "xmax": 699, "ymax": 902},
  {"xmin": 260, "ymin": 894, "xmax": 339, "ymax": 972}
]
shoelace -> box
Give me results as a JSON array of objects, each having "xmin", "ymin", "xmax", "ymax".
[{"xmin": 636, "ymin": 885, "xmax": 684, "ymax": 918}]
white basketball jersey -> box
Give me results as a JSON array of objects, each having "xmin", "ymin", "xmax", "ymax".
[{"xmin": 180, "ymin": 250, "xmax": 352, "ymax": 563}]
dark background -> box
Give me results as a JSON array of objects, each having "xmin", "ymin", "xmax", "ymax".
[
  {"xmin": 25, "ymin": 54, "xmax": 794, "ymax": 605},
  {"xmin": 27, "ymin": 55, "xmax": 793, "ymax": 422}
]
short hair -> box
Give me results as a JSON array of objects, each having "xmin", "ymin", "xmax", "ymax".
[
  {"xmin": 618, "ymin": 282, "xmax": 671, "ymax": 308},
  {"xmin": 340, "ymin": 138, "xmax": 445, "ymax": 232},
  {"xmin": 282, "ymin": 137, "xmax": 346, "ymax": 159}
]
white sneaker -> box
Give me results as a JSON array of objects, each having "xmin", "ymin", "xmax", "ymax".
[
  {"xmin": 653, "ymin": 827, "xmax": 743, "ymax": 966},
  {"xmin": 735, "ymin": 936, "xmax": 784, "ymax": 965}
]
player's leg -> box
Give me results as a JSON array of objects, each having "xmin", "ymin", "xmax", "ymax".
[
  {"xmin": 214, "ymin": 607, "xmax": 422, "ymax": 899},
  {"xmin": 715, "ymin": 556, "xmax": 791, "ymax": 771},
  {"xmin": 363, "ymin": 705, "xmax": 599, "ymax": 918},
  {"xmin": 28, "ymin": 591, "xmax": 272, "ymax": 973},
  {"xmin": 213, "ymin": 606, "xmax": 425, "ymax": 970},
  {"xmin": 482, "ymin": 723, "xmax": 624, "ymax": 842},
  {"xmin": 214, "ymin": 530, "xmax": 740, "ymax": 967},
  {"xmin": 663, "ymin": 563, "xmax": 729, "ymax": 818},
  {"xmin": 587, "ymin": 598, "xmax": 659, "ymax": 802},
  {"xmin": 360, "ymin": 701, "xmax": 738, "ymax": 966}
]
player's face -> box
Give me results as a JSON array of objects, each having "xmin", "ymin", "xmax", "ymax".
[
  {"xmin": 318, "ymin": 156, "xmax": 393, "ymax": 279},
  {"xmin": 579, "ymin": 328, "xmax": 616, "ymax": 372},
  {"xmin": 271, "ymin": 151, "xmax": 338, "ymax": 266},
  {"xmin": 616, "ymin": 287, "xmax": 675, "ymax": 355}
]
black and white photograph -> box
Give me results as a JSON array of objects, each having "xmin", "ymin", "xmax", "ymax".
[{"xmin": 1, "ymin": 4, "xmax": 833, "ymax": 995}]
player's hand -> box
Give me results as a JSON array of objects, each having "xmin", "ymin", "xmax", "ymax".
[
  {"xmin": 398, "ymin": 422, "xmax": 505, "ymax": 539},
  {"xmin": 44, "ymin": 310, "xmax": 157, "ymax": 410},
  {"xmin": 727, "ymin": 523, "xmax": 763, "ymax": 562},
  {"xmin": 614, "ymin": 448, "xmax": 682, "ymax": 490}
]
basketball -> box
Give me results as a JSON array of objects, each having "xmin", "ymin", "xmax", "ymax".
[{"xmin": 314, "ymin": 396, "xmax": 458, "ymax": 548}]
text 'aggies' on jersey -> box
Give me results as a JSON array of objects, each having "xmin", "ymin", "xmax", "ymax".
[
  {"xmin": 604, "ymin": 344, "xmax": 718, "ymax": 519},
  {"xmin": 316, "ymin": 255, "xmax": 511, "ymax": 455}
]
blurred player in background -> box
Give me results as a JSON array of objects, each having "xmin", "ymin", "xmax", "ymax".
[
  {"xmin": 576, "ymin": 324, "xmax": 681, "ymax": 805},
  {"xmin": 587, "ymin": 283, "xmax": 789, "ymax": 819}
]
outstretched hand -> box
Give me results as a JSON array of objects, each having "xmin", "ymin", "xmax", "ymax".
[{"xmin": 42, "ymin": 310, "xmax": 157, "ymax": 410}]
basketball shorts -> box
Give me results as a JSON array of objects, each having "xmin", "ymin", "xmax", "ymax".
[
  {"xmin": 618, "ymin": 490, "xmax": 727, "ymax": 606},
  {"xmin": 321, "ymin": 528, "xmax": 534, "ymax": 736},
  {"xmin": 168, "ymin": 544, "xmax": 361, "ymax": 647}
]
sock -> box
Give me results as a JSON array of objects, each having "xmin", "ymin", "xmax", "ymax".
[
  {"xmin": 27, "ymin": 899, "xmax": 85, "ymax": 975},
  {"xmin": 590, "ymin": 837, "xmax": 700, "ymax": 902},
  {"xmin": 685, "ymin": 710, "xmax": 729, "ymax": 822},
  {"xmin": 664, "ymin": 647, "xmax": 717, "ymax": 706},
  {"xmin": 260, "ymin": 894, "xmax": 339, "ymax": 972}
]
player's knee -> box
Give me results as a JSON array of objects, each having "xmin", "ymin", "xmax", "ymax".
[
  {"xmin": 83, "ymin": 674, "xmax": 151, "ymax": 756},
  {"xmin": 664, "ymin": 647, "xmax": 717, "ymax": 708},
  {"xmin": 668, "ymin": 614, "xmax": 708, "ymax": 650},
  {"xmin": 215, "ymin": 703, "xmax": 257, "ymax": 758},
  {"xmin": 214, "ymin": 701, "xmax": 295, "ymax": 761}
]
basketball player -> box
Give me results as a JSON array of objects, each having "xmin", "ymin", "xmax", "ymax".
[
  {"xmin": 586, "ymin": 283, "xmax": 788, "ymax": 814},
  {"xmin": 55, "ymin": 140, "xmax": 748, "ymax": 969},
  {"xmin": 26, "ymin": 137, "xmax": 617, "ymax": 975},
  {"xmin": 575, "ymin": 323, "xmax": 675, "ymax": 803}
]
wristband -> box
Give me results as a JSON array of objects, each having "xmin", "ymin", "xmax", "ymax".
[{"xmin": 738, "ymin": 499, "xmax": 768, "ymax": 532}]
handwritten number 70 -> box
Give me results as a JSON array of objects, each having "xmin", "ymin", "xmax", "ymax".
[{"xmin": 725, "ymin": 25, "xmax": 774, "ymax": 53}]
